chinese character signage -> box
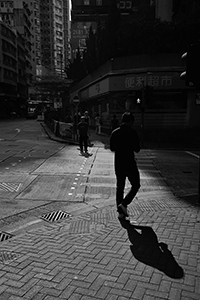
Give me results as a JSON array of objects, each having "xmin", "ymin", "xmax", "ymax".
[
  {"xmin": 88, "ymin": 78, "xmax": 109, "ymax": 98},
  {"xmin": 125, "ymin": 74, "xmax": 173, "ymax": 89},
  {"xmin": 80, "ymin": 72, "xmax": 185, "ymax": 100},
  {"xmin": 71, "ymin": 21, "xmax": 96, "ymax": 54},
  {"xmin": 110, "ymin": 72, "xmax": 185, "ymax": 91}
]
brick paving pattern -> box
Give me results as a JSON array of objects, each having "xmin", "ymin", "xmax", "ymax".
[{"xmin": 0, "ymin": 139, "xmax": 199, "ymax": 299}]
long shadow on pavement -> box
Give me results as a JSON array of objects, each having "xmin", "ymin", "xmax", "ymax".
[{"xmin": 119, "ymin": 218, "xmax": 184, "ymax": 279}]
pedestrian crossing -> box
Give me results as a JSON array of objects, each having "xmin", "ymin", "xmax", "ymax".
[{"xmin": 0, "ymin": 182, "xmax": 22, "ymax": 192}]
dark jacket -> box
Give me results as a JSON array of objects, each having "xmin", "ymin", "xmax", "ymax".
[
  {"xmin": 110, "ymin": 123, "xmax": 140, "ymax": 169},
  {"xmin": 77, "ymin": 121, "xmax": 88, "ymax": 137}
]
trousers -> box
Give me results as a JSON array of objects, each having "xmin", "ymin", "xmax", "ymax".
[
  {"xmin": 79, "ymin": 135, "xmax": 88, "ymax": 152},
  {"xmin": 115, "ymin": 161, "xmax": 140, "ymax": 207}
]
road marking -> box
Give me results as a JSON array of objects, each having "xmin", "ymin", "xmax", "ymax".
[
  {"xmin": 0, "ymin": 183, "xmax": 22, "ymax": 192},
  {"xmin": 185, "ymin": 151, "xmax": 199, "ymax": 159},
  {"xmin": 9, "ymin": 219, "xmax": 42, "ymax": 233},
  {"xmin": 67, "ymin": 157, "xmax": 87, "ymax": 196}
]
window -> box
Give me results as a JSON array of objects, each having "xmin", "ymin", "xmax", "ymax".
[
  {"xmin": 84, "ymin": 0, "xmax": 89, "ymax": 5},
  {"xmin": 79, "ymin": 39, "xmax": 86, "ymax": 48},
  {"xmin": 96, "ymin": 0, "xmax": 102, "ymax": 5},
  {"xmin": 56, "ymin": 30, "xmax": 62, "ymax": 37}
]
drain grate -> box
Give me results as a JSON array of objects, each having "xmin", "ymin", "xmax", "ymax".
[
  {"xmin": 0, "ymin": 232, "xmax": 14, "ymax": 242},
  {"xmin": 40, "ymin": 210, "xmax": 71, "ymax": 222}
]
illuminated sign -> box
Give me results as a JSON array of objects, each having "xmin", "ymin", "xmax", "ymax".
[{"xmin": 71, "ymin": 22, "xmax": 96, "ymax": 53}]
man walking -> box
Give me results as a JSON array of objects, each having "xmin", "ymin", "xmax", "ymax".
[
  {"xmin": 110, "ymin": 112, "xmax": 140, "ymax": 218},
  {"xmin": 77, "ymin": 116, "xmax": 89, "ymax": 154}
]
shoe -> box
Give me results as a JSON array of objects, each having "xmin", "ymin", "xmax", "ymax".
[
  {"xmin": 117, "ymin": 204, "xmax": 129, "ymax": 217},
  {"xmin": 118, "ymin": 213, "xmax": 126, "ymax": 219}
]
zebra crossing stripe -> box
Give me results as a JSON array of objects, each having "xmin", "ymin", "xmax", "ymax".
[
  {"xmin": 0, "ymin": 183, "xmax": 22, "ymax": 192},
  {"xmin": 40, "ymin": 210, "xmax": 71, "ymax": 222}
]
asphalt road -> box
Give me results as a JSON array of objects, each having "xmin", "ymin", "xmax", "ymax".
[
  {"xmin": 0, "ymin": 119, "xmax": 67, "ymax": 227},
  {"xmin": 0, "ymin": 119, "xmax": 199, "ymax": 234}
]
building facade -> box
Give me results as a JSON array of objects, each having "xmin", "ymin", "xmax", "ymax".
[
  {"xmin": 14, "ymin": 0, "xmax": 33, "ymax": 85},
  {"xmin": 0, "ymin": 0, "xmax": 33, "ymax": 87},
  {"xmin": 39, "ymin": 0, "xmax": 71, "ymax": 78},
  {"xmin": 0, "ymin": 21, "xmax": 27, "ymax": 117},
  {"xmin": 69, "ymin": 53, "xmax": 196, "ymax": 130},
  {"xmin": 70, "ymin": 0, "xmax": 113, "ymax": 57},
  {"xmin": 70, "ymin": 0, "xmax": 174, "ymax": 58},
  {"xmin": 0, "ymin": 0, "xmax": 71, "ymax": 116}
]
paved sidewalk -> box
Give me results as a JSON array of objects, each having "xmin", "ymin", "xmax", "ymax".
[{"xmin": 0, "ymin": 125, "xmax": 199, "ymax": 299}]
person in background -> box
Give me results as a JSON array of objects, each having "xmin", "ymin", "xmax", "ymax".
[
  {"xmin": 84, "ymin": 111, "xmax": 90, "ymax": 126},
  {"xmin": 111, "ymin": 114, "xmax": 119, "ymax": 133},
  {"xmin": 84, "ymin": 111, "xmax": 93, "ymax": 146},
  {"xmin": 110, "ymin": 112, "xmax": 141, "ymax": 219},
  {"xmin": 95, "ymin": 113, "xmax": 101, "ymax": 134},
  {"xmin": 77, "ymin": 116, "xmax": 89, "ymax": 154},
  {"xmin": 73, "ymin": 112, "xmax": 81, "ymax": 140}
]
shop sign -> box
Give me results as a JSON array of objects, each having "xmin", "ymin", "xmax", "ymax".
[
  {"xmin": 71, "ymin": 22, "xmax": 96, "ymax": 52},
  {"xmin": 125, "ymin": 74, "xmax": 173, "ymax": 89},
  {"xmin": 88, "ymin": 78, "xmax": 109, "ymax": 97},
  {"xmin": 110, "ymin": 72, "xmax": 185, "ymax": 91}
]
